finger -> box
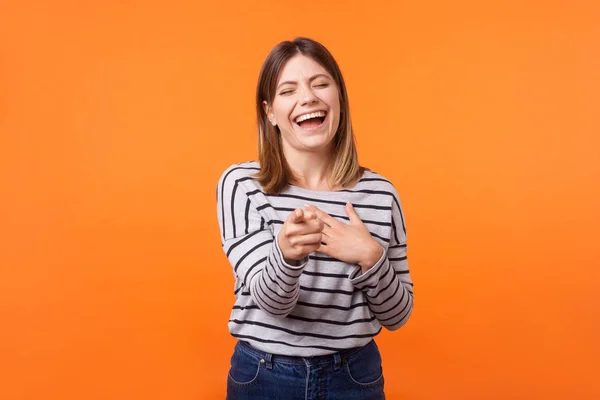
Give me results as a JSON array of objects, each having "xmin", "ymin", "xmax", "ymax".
[
  {"xmin": 293, "ymin": 233, "xmax": 323, "ymax": 246},
  {"xmin": 319, "ymin": 234, "xmax": 328, "ymax": 244},
  {"xmin": 289, "ymin": 208, "xmax": 304, "ymax": 223},
  {"xmin": 302, "ymin": 210, "xmax": 317, "ymax": 221},
  {"xmin": 345, "ymin": 202, "xmax": 363, "ymax": 225},
  {"xmin": 316, "ymin": 243, "xmax": 329, "ymax": 255},
  {"xmin": 315, "ymin": 218, "xmax": 325, "ymax": 232},
  {"xmin": 303, "ymin": 218, "xmax": 325, "ymax": 234},
  {"xmin": 302, "ymin": 243, "xmax": 321, "ymax": 255},
  {"xmin": 305, "ymin": 204, "xmax": 341, "ymax": 228}
]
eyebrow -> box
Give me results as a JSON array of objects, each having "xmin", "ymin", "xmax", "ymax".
[{"xmin": 277, "ymin": 74, "xmax": 331, "ymax": 90}]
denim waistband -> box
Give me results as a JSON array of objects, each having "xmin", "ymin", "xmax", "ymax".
[{"xmin": 237, "ymin": 340, "xmax": 370, "ymax": 367}]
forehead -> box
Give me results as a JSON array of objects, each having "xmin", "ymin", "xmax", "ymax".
[{"xmin": 277, "ymin": 54, "xmax": 331, "ymax": 83}]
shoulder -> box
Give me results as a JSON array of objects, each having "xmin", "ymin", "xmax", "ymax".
[
  {"xmin": 216, "ymin": 161, "xmax": 262, "ymax": 201},
  {"xmin": 217, "ymin": 160, "xmax": 260, "ymax": 187},
  {"xmin": 361, "ymin": 169, "xmax": 407, "ymax": 235},
  {"xmin": 360, "ymin": 167, "xmax": 400, "ymax": 197}
]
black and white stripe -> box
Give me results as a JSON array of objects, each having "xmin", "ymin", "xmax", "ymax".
[{"xmin": 216, "ymin": 161, "xmax": 414, "ymax": 357}]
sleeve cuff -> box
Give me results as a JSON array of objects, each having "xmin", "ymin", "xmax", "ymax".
[
  {"xmin": 274, "ymin": 233, "xmax": 308, "ymax": 276},
  {"xmin": 349, "ymin": 246, "xmax": 387, "ymax": 288}
]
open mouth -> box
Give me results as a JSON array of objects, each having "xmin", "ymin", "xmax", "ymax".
[{"xmin": 294, "ymin": 111, "xmax": 327, "ymax": 131}]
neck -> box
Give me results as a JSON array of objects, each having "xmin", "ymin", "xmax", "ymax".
[{"xmin": 283, "ymin": 146, "xmax": 335, "ymax": 191}]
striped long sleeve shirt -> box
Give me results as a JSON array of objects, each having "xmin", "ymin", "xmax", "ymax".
[{"xmin": 216, "ymin": 161, "xmax": 414, "ymax": 357}]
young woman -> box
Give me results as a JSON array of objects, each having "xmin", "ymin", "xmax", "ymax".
[{"xmin": 216, "ymin": 37, "xmax": 414, "ymax": 400}]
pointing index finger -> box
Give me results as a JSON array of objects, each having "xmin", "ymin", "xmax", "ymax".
[
  {"xmin": 305, "ymin": 204, "xmax": 340, "ymax": 228},
  {"xmin": 290, "ymin": 208, "xmax": 304, "ymax": 222}
]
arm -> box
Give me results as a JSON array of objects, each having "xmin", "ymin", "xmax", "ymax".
[
  {"xmin": 216, "ymin": 167, "xmax": 308, "ymax": 318},
  {"xmin": 349, "ymin": 193, "xmax": 414, "ymax": 330}
]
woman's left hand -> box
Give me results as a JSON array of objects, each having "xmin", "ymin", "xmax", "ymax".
[{"xmin": 305, "ymin": 202, "xmax": 383, "ymax": 273}]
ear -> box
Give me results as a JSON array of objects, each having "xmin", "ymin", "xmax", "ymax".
[{"xmin": 263, "ymin": 100, "xmax": 277, "ymax": 126}]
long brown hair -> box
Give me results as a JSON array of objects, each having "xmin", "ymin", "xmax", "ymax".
[{"xmin": 254, "ymin": 37, "xmax": 364, "ymax": 194}]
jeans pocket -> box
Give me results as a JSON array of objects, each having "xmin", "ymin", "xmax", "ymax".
[
  {"xmin": 344, "ymin": 341, "xmax": 384, "ymax": 387},
  {"xmin": 227, "ymin": 343, "xmax": 265, "ymax": 387}
]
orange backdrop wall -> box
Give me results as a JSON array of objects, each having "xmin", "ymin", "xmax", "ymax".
[{"xmin": 1, "ymin": 1, "xmax": 599, "ymax": 399}]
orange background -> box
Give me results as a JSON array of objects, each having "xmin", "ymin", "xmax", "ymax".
[{"xmin": 1, "ymin": 1, "xmax": 599, "ymax": 399}]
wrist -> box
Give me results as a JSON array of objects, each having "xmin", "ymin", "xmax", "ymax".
[
  {"xmin": 276, "ymin": 231, "xmax": 306, "ymax": 267},
  {"xmin": 284, "ymin": 257, "xmax": 303, "ymax": 266},
  {"xmin": 358, "ymin": 242, "xmax": 384, "ymax": 271}
]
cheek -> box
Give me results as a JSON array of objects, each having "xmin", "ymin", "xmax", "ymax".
[
  {"xmin": 327, "ymin": 98, "xmax": 341, "ymax": 122},
  {"xmin": 325, "ymin": 93, "xmax": 341, "ymax": 114},
  {"xmin": 274, "ymin": 105, "xmax": 293, "ymax": 124}
]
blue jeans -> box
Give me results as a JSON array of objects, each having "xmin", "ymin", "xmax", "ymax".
[{"xmin": 226, "ymin": 340, "xmax": 385, "ymax": 400}]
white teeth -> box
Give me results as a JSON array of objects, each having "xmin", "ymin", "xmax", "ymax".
[{"xmin": 294, "ymin": 111, "xmax": 326, "ymax": 124}]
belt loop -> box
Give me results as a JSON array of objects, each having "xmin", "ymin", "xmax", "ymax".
[
  {"xmin": 333, "ymin": 352, "xmax": 341, "ymax": 370},
  {"xmin": 264, "ymin": 352, "xmax": 273, "ymax": 369}
]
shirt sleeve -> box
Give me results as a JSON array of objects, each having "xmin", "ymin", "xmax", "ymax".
[
  {"xmin": 348, "ymin": 189, "xmax": 414, "ymax": 330},
  {"xmin": 216, "ymin": 165, "xmax": 308, "ymax": 318}
]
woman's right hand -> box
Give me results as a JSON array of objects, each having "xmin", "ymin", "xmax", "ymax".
[{"xmin": 278, "ymin": 208, "xmax": 324, "ymax": 265}]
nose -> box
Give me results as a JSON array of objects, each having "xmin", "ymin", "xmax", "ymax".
[{"xmin": 300, "ymin": 87, "xmax": 318, "ymax": 106}]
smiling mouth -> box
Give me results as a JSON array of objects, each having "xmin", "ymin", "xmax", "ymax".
[{"xmin": 294, "ymin": 113, "xmax": 327, "ymax": 131}]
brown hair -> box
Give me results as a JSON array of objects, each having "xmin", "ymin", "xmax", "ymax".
[{"xmin": 254, "ymin": 37, "xmax": 365, "ymax": 194}]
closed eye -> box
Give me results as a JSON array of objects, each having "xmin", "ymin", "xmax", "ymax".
[{"xmin": 280, "ymin": 83, "xmax": 329, "ymax": 96}]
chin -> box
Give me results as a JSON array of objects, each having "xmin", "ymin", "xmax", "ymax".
[{"xmin": 300, "ymin": 136, "xmax": 334, "ymax": 151}]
